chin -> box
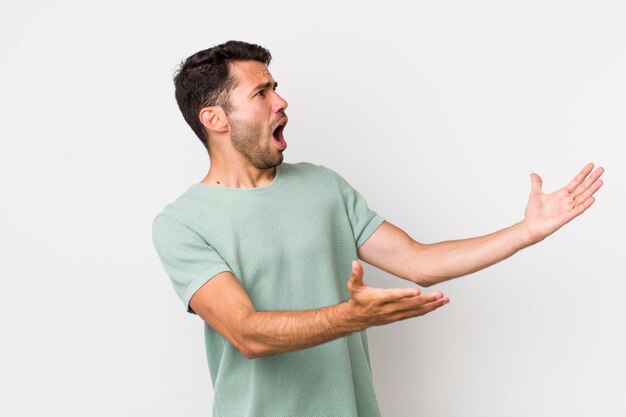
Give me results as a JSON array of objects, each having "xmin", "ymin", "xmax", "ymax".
[{"xmin": 254, "ymin": 156, "xmax": 283, "ymax": 170}]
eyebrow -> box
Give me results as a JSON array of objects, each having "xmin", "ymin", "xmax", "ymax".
[{"xmin": 250, "ymin": 81, "xmax": 278, "ymax": 95}]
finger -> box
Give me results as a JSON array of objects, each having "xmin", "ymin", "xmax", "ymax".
[
  {"xmin": 573, "ymin": 167, "xmax": 604, "ymax": 200},
  {"xmin": 530, "ymin": 173, "xmax": 543, "ymax": 195},
  {"xmin": 390, "ymin": 296, "xmax": 450, "ymax": 321},
  {"xmin": 412, "ymin": 296, "xmax": 450, "ymax": 317},
  {"xmin": 378, "ymin": 287, "xmax": 422, "ymax": 304},
  {"xmin": 565, "ymin": 162, "xmax": 594, "ymax": 194},
  {"xmin": 347, "ymin": 260, "xmax": 365, "ymax": 291},
  {"xmin": 574, "ymin": 196, "xmax": 596, "ymax": 217},
  {"xmin": 561, "ymin": 196, "xmax": 596, "ymax": 225},
  {"xmin": 576, "ymin": 196, "xmax": 596, "ymax": 216},
  {"xmin": 574, "ymin": 178, "xmax": 603, "ymax": 204},
  {"xmin": 388, "ymin": 291, "xmax": 445, "ymax": 312},
  {"xmin": 415, "ymin": 291, "xmax": 446, "ymax": 305}
]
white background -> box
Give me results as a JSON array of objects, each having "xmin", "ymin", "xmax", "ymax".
[{"xmin": 1, "ymin": 1, "xmax": 625, "ymax": 416}]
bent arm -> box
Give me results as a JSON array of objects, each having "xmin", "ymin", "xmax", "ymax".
[
  {"xmin": 190, "ymin": 262, "xmax": 448, "ymax": 360},
  {"xmin": 190, "ymin": 271, "xmax": 357, "ymax": 359}
]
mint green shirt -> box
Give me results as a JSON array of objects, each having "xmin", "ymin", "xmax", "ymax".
[{"xmin": 152, "ymin": 162, "xmax": 385, "ymax": 417}]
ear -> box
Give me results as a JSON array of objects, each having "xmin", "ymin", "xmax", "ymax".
[{"xmin": 199, "ymin": 106, "xmax": 229, "ymax": 134}]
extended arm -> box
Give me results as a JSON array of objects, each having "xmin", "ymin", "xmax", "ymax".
[
  {"xmin": 189, "ymin": 261, "xmax": 448, "ymax": 360},
  {"xmin": 358, "ymin": 163, "xmax": 604, "ymax": 287},
  {"xmin": 358, "ymin": 220, "xmax": 529, "ymax": 286}
]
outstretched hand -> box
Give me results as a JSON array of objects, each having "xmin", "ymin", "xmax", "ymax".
[
  {"xmin": 522, "ymin": 162, "xmax": 604, "ymax": 244},
  {"xmin": 346, "ymin": 260, "xmax": 448, "ymax": 329}
]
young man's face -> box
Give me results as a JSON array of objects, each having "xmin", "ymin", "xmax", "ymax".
[{"xmin": 224, "ymin": 60, "xmax": 289, "ymax": 169}]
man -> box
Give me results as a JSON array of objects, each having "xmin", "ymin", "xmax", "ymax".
[{"xmin": 152, "ymin": 40, "xmax": 604, "ymax": 417}]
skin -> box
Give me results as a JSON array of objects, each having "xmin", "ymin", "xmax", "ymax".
[
  {"xmin": 190, "ymin": 59, "xmax": 605, "ymax": 360},
  {"xmin": 198, "ymin": 60, "xmax": 288, "ymax": 188}
]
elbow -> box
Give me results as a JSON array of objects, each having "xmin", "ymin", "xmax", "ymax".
[
  {"xmin": 240, "ymin": 347, "xmax": 258, "ymax": 361},
  {"xmin": 231, "ymin": 312, "xmax": 262, "ymax": 360},
  {"xmin": 233, "ymin": 335, "xmax": 268, "ymax": 360},
  {"xmin": 410, "ymin": 271, "xmax": 432, "ymax": 288},
  {"xmin": 233, "ymin": 339, "xmax": 259, "ymax": 360},
  {"xmin": 414, "ymin": 278, "xmax": 432, "ymax": 288},
  {"xmin": 408, "ymin": 242, "xmax": 433, "ymax": 288},
  {"xmin": 232, "ymin": 312, "xmax": 283, "ymax": 360},
  {"xmin": 229, "ymin": 335, "xmax": 260, "ymax": 360},
  {"xmin": 239, "ymin": 342, "xmax": 272, "ymax": 360}
]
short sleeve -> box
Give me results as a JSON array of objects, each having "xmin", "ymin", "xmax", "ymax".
[
  {"xmin": 152, "ymin": 214, "xmax": 232, "ymax": 314},
  {"xmin": 325, "ymin": 167, "xmax": 385, "ymax": 248}
]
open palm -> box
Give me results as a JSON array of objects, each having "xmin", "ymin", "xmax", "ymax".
[{"xmin": 523, "ymin": 163, "xmax": 604, "ymax": 243}]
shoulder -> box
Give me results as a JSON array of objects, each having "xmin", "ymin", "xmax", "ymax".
[
  {"xmin": 281, "ymin": 161, "xmax": 337, "ymax": 180},
  {"xmin": 281, "ymin": 162, "xmax": 354, "ymax": 195},
  {"xmin": 282, "ymin": 161, "xmax": 325, "ymax": 173},
  {"xmin": 151, "ymin": 212, "xmax": 196, "ymax": 244},
  {"xmin": 281, "ymin": 162, "xmax": 345, "ymax": 195},
  {"xmin": 151, "ymin": 185, "xmax": 205, "ymax": 234}
]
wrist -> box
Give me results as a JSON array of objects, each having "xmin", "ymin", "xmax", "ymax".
[
  {"xmin": 334, "ymin": 301, "xmax": 366, "ymax": 334},
  {"xmin": 517, "ymin": 219, "xmax": 542, "ymax": 247}
]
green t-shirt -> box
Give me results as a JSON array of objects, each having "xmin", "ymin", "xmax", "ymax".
[{"xmin": 152, "ymin": 161, "xmax": 385, "ymax": 417}]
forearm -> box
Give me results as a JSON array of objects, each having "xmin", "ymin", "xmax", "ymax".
[
  {"xmin": 193, "ymin": 266, "xmax": 446, "ymax": 360},
  {"xmin": 415, "ymin": 220, "xmax": 533, "ymax": 286},
  {"xmin": 239, "ymin": 302, "xmax": 362, "ymax": 359}
]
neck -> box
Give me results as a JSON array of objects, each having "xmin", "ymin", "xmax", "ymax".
[{"xmin": 201, "ymin": 155, "xmax": 278, "ymax": 189}]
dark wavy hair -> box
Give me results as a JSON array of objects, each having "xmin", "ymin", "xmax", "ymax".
[{"xmin": 173, "ymin": 40, "xmax": 272, "ymax": 152}]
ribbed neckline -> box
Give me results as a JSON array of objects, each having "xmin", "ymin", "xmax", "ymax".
[{"xmin": 189, "ymin": 163, "xmax": 285, "ymax": 194}]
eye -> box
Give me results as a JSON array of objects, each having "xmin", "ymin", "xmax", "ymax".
[{"xmin": 255, "ymin": 90, "xmax": 265, "ymax": 97}]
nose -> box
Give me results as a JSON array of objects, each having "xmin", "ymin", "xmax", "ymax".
[{"xmin": 273, "ymin": 92, "xmax": 288, "ymax": 114}]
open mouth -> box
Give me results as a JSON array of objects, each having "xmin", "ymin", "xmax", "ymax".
[
  {"xmin": 272, "ymin": 119, "xmax": 288, "ymax": 150},
  {"xmin": 272, "ymin": 123, "xmax": 285, "ymax": 139}
]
